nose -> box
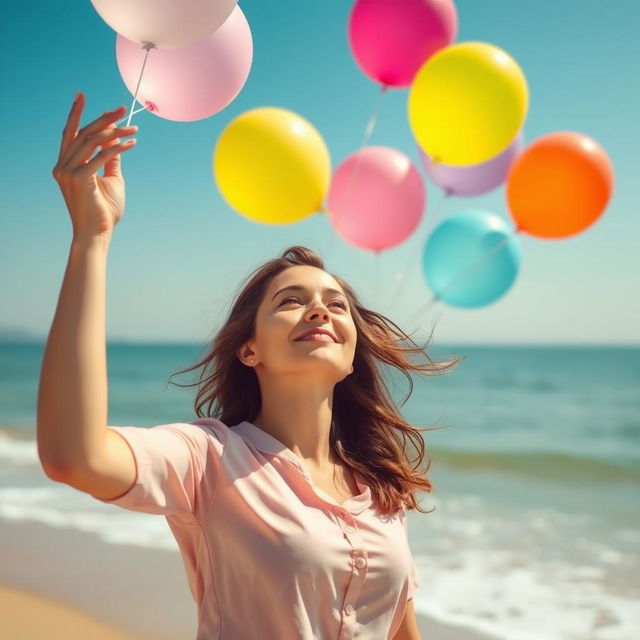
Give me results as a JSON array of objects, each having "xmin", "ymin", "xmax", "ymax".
[{"xmin": 305, "ymin": 301, "xmax": 330, "ymax": 320}]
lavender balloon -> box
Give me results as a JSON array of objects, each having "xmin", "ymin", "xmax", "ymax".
[{"xmin": 419, "ymin": 131, "xmax": 524, "ymax": 197}]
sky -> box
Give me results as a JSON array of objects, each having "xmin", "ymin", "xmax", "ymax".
[{"xmin": 1, "ymin": 0, "xmax": 638, "ymax": 345}]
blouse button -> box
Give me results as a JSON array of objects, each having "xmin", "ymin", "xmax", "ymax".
[
  {"xmin": 345, "ymin": 525, "xmax": 355, "ymax": 534},
  {"xmin": 345, "ymin": 603, "xmax": 354, "ymax": 615},
  {"xmin": 355, "ymin": 557, "xmax": 366, "ymax": 569}
]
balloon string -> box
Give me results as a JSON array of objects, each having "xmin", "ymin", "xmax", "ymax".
[
  {"xmin": 329, "ymin": 246, "xmax": 370, "ymax": 288},
  {"xmin": 386, "ymin": 190, "xmax": 451, "ymax": 312},
  {"xmin": 403, "ymin": 228, "xmax": 520, "ymax": 331},
  {"xmin": 116, "ymin": 105, "xmax": 147, "ymax": 126},
  {"xmin": 124, "ymin": 41, "xmax": 156, "ymax": 127},
  {"xmin": 374, "ymin": 250, "xmax": 380, "ymax": 306},
  {"xmin": 362, "ymin": 83, "xmax": 388, "ymax": 147},
  {"xmin": 346, "ymin": 83, "xmax": 388, "ymax": 211},
  {"xmin": 324, "ymin": 83, "xmax": 389, "ymax": 269}
]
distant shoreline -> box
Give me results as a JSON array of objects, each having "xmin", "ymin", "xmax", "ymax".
[{"xmin": 2, "ymin": 338, "xmax": 639, "ymax": 347}]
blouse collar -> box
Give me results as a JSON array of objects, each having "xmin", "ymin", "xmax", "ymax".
[{"xmin": 232, "ymin": 420, "xmax": 372, "ymax": 514}]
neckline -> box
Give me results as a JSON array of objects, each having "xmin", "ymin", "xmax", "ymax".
[{"xmin": 232, "ymin": 420, "xmax": 371, "ymax": 513}]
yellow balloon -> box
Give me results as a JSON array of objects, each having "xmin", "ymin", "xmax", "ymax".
[
  {"xmin": 213, "ymin": 107, "xmax": 331, "ymax": 224},
  {"xmin": 408, "ymin": 41, "xmax": 529, "ymax": 166}
]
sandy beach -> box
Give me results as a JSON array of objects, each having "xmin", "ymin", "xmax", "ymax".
[
  {"xmin": 0, "ymin": 518, "xmax": 499, "ymax": 640},
  {"xmin": 0, "ymin": 584, "xmax": 155, "ymax": 640}
]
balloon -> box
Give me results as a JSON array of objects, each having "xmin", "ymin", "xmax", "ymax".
[
  {"xmin": 408, "ymin": 42, "xmax": 529, "ymax": 166},
  {"xmin": 506, "ymin": 132, "xmax": 614, "ymax": 239},
  {"xmin": 116, "ymin": 6, "xmax": 252, "ymax": 122},
  {"xmin": 422, "ymin": 210, "xmax": 521, "ymax": 308},
  {"xmin": 419, "ymin": 131, "xmax": 525, "ymax": 197},
  {"xmin": 326, "ymin": 147, "xmax": 425, "ymax": 252},
  {"xmin": 91, "ymin": 0, "xmax": 238, "ymax": 49},
  {"xmin": 214, "ymin": 108, "xmax": 331, "ymax": 225},
  {"xmin": 348, "ymin": 0, "xmax": 457, "ymax": 88}
]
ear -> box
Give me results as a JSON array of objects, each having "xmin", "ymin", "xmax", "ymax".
[{"xmin": 237, "ymin": 344, "xmax": 258, "ymax": 367}]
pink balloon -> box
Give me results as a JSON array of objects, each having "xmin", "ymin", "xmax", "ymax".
[
  {"xmin": 348, "ymin": 0, "xmax": 458, "ymax": 88},
  {"xmin": 327, "ymin": 147, "xmax": 426, "ymax": 252},
  {"xmin": 116, "ymin": 6, "xmax": 252, "ymax": 122}
]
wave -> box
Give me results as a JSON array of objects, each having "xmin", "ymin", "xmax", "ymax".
[
  {"xmin": 2, "ymin": 429, "xmax": 638, "ymax": 485},
  {"xmin": 430, "ymin": 447, "xmax": 640, "ymax": 484}
]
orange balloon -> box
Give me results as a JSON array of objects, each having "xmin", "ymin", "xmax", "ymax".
[{"xmin": 506, "ymin": 132, "xmax": 614, "ymax": 239}]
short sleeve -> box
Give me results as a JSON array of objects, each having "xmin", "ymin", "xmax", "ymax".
[
  {"xmin": 91, "ymin": 419, "xmax": 227, "ymax": 520},
  {"xmin": 402, "ymin": 506, "xmax": 421, "ymax": 600}
]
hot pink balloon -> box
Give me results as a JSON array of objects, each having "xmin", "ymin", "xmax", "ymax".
[
  {"xmin": 116, "ymin": 5, "xmax": 252, "ymax": 122},
  {"xmin": 348, "ymin": 0, "xmax": 458, "ymax": 88},
  {"xmin": 327, "ymin": 147, "xmax": 426, "ymax": 252},
  {"xmin": 419, "ymin": 131, "xmax": 526, "ymax": 197}
]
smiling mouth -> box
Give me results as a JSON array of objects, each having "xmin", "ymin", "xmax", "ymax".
[{"xmin": 295, "ymin": 333, "xmax": 337, "ymax": 343}]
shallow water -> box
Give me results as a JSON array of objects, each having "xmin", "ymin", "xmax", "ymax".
[{"xmin": 2, "ymin": 342, "xmax": 638, "ymax": 638}]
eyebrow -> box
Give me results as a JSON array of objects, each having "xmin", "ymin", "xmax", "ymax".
[{"xmin": 271, "ymin": 285, "xmax": 347, "ymax": 302}]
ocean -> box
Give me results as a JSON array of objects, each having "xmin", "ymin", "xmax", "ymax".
[{"xmin": 1, "ymin": 342, "xmax": 638, "ymax": 639}]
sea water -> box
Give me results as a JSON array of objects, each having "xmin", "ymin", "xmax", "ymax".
[{"xmin": 1, "ymin": 342, "xmax": 638, "ymax": 639}]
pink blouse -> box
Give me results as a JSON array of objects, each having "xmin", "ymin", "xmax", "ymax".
[{"xmin": 93, "ymin": 418, "xmax": 420, "ymax": 639}]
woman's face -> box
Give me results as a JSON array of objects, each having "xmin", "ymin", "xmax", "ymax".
[{"xmin": 240, "ymin": 265, "xmax": 357, "ymax": 383}]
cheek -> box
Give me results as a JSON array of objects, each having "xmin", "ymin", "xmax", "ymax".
[
  {"xmin": 346, "ymin": 342, "xmax": 357, "ymax": 362},
  {"xmin": 259, "ymin": 314, "xmax": 297, "ymax": 351}
]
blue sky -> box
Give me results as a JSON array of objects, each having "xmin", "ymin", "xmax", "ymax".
[{"xmin": 1, "ymin": 0, "xmax": 638, "ymax": 345}]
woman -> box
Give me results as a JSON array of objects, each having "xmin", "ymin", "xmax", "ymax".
[{"xmin": 38, "ymin": 93, "xmax": 463, "ymax": 639}]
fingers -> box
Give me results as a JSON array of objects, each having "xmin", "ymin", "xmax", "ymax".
[
  {"xmin": 57, "ymin": 92, "xmax": 129, "ymax": 166},
  {"xmin": 101, "ymin": 131, "xmax": 129, "ymax": 178},
  {"xmin": 76, "ymin": 137, "xmax": 137, "ymax": 179},
  {"xmin": 76, "ymin": 107, "xmax": 127, "ymax": 143},
  {"xmin": 64, "ymin": 123, "xmax": 137, "ymax": 171},
  {"xmin": 58, "ymin": 92, "xmax": 84, "ymax": 163},
  {"xmin": 53, "ymin": 93, "xmax": 139, "ymax": 183}
]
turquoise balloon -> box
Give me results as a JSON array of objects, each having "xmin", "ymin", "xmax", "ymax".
[{"xmin": 422, "ymin": 210, "xmax": 521, "ymax": 308}]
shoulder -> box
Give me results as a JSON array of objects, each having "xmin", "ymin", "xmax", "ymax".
[
  {"xmin": 185, "ymin": 417, "xmax": 232, "ymax": 445},
  {"xmin": 125, "ymin": 418, "xmax": 231, "ymax": 454}
]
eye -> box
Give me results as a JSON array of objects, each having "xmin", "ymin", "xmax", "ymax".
[
  {"xmin": 280, "ymin": 296, "xmax": 347, "ymax": 310},
  {"xmin": 280, "ymin": 296, "xmax": 301, "ymax": 306}
]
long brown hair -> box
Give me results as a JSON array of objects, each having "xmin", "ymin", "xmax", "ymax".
[{"xmin": 167, "ymin": 245, "xmax": 465, "ymax": 516}]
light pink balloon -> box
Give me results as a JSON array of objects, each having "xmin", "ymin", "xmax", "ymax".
[
  {"xmin": 327, "ymin": 147, "xmax": 426, "ymax": 253},
  {"xmin": 116, "ymin": 6, "xmax": 252, "ymax": 122},
  {"xmin": 348, "ymin": 0, "xmax": 458, "ymax": 88}
]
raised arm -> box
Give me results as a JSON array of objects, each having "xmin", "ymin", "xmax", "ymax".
[{"xmin": 37, "ymin": 92, "xmax": 138, "ymax": 499}]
